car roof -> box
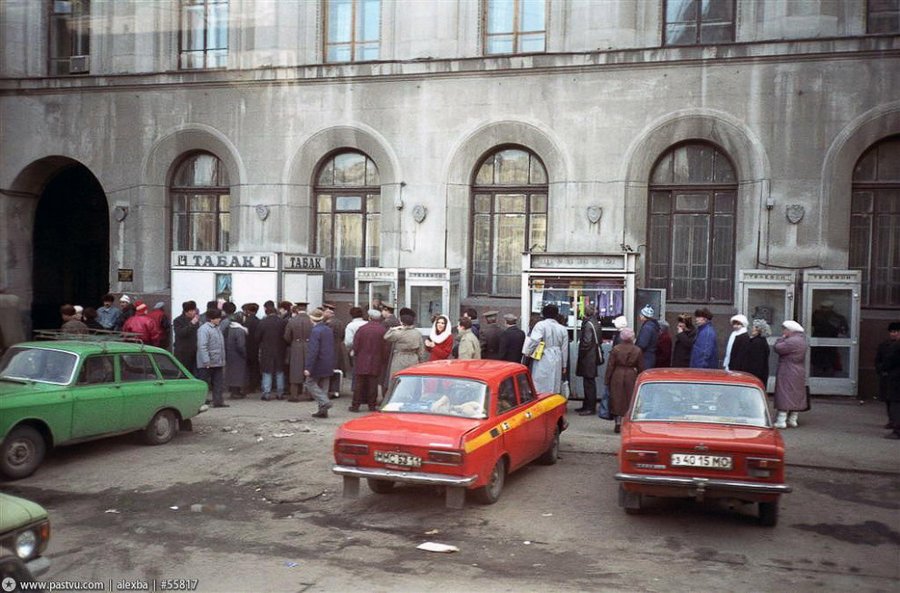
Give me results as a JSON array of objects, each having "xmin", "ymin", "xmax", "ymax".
[
  {"xmin": 9, "ymin": 340, "xmax": 168, "ymax": 356},
  {"xmin": 636, "ymin": 368, "xmax": 765, "ymax": 388},
  {"xmin": 395, "ymin": 359, "xmax": 528, "ymax": 383}
]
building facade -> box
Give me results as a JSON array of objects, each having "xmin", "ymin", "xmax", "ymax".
[{"xmin": 0, "ymin": 0, "xmax": 898, "ymax": 393}]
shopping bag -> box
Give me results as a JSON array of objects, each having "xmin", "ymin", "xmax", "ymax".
[{"xmin": 531, "ymin": 340, "xmax": 545, "ymax": 361}]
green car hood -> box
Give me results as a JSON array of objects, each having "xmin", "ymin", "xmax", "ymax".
[{"xmin": 0, "ymin": 493, "xmax": 49, "ymax": 531}]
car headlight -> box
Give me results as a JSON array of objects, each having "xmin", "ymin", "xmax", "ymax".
[{"xmin": 15, "ymin": 529, "xmax": 37, "ymax": 559}]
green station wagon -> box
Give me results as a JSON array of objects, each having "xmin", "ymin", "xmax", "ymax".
[{"xmin": 0, "ymin": 340, "xmax": 208, "ymax": 480}]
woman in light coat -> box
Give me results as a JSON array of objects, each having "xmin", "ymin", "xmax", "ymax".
[
  {"xmin": 773, "ymin": 320, "xmax": 808, "ymax": 428},
  {"xmin": 522, "ymin": 304, "xmax": 569, "ymax": 394},
  {"xmin": 384, "ymin": 308, "xmax": 427, "ymax": 379}
]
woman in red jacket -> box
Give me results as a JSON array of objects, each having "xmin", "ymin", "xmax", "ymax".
[{"xmin": 425, "ymin": 315, "xmax": 453, "ymax": 361}]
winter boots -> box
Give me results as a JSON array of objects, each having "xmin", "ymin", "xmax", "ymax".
[
  {"xmin": 787, "ymin": 411, "xmax": 799, "ymax": 428},
  {"xmin": 774, "ymin": 411, "xmax": 787, "ymax": 429}
]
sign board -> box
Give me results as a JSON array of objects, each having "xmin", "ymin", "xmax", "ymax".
[
  {"xmin": 171, "ymin": 252, "xmax": 277, "ymax": 270},
  {"xmin": 281, "ymin": 253, "xmax": 327, "ymax": 272},
  {"xmin": 117, "ymin": 269, "xmax": 134, "ymax": 282}
]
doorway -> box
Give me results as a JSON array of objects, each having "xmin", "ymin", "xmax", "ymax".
[{"xmin": 31, "ymin": 165, "xmax": 109, "ymax": 332}]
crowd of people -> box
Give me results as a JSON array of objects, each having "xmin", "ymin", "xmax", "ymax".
[{"xmin": 57, "ymin": 293, "xmax": 900, "ymax": 436}]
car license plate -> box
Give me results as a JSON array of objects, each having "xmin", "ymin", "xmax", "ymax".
[
  {"xmin": 374, "ymin": 451, "xmax": 422, "ymax": 468},
  {"xmin": 671, "ymin": 453, "xmax": 732, "ymax": 470}
]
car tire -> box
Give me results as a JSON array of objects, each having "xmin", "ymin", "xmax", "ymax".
[
  {"xmin": 474, "ymin": 457, "xmax": 506, "ymax": 505},
  {"xmin": 536, "ymin": 428, "xmax": 560, "ymax": 465},
  {"xmin": 143, "ymin": 409, "xmax": 178, "ymax": 446},
  {"xmin": 758, "ymin": 501, "xmax": 779, "ymax": 527},
  {"xmin": 367, "ymin": 479, "xmax": 395, "ymax": 494},
  {"xmin": 0, "ymin": 425, "xmax": 46, "ymax": 480}
]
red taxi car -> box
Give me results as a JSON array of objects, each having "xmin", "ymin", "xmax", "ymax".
[
  {"xmin": 615, "ymin": 369, "xmax": 791, "ymax": 526},
  {"xmin": 333, "ymin": 360, "xmax": 568, "ymax": 508}
]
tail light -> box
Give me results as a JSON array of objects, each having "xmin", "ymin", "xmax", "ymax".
[
  {"xmin": 747, "ymin": 457, "xmax": 781, "ymax": 477},
  {"xmin": 625, "ymin": 450, "xmax": 659, "ymax": 462},
  {"xmin": 427, "ymin": 450, "xmax": 464, "ymax": 465},
  {"xmin": 337, "ymin": 443, "xmax": 369, "ymax": 456}
]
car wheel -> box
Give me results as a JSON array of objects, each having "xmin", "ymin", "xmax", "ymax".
[
  {"xmin": 143, "ymin": 409, "xmax": 178, "ymax": 445},
  {"xmin": 0, "ymin": 425, "xmax": 46, "ymax": 480},
  {"xmin": 536, "ymin": 428, "xmax": 560, "ymax": 465},
  {"xmin": 367, "ymin": 479, "xmax": 395, "ymax": 494},
  {"xmin": 758, "ymin": 501, "xmax": 779, "ymax": 527},
  {"xmin": 474, "ymin": 458, "xmax": 506, "ymax": 505}
]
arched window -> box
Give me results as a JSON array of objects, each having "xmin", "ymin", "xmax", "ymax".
[
  {"xmin": 471, "ymin": 147, "xmax": 548, "ymax": 296},
  {"xmin": 647, "ymin": 143, "xmax": 737, "ymax": 303},
  {"xmin": 851, "ymin": 135, "xmax": 900, "ymax": 308},
  {"xmin": 170, "ymin": 152, "xmax": 230, "ymax": 251},
  {"xmin": 314, "ymin": 151, "xmax": 381, "ymax": 291}
]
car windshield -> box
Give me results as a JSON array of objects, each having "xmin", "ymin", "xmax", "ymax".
[
  {"xmin": 0, "ymin": 346, "xmax": 78, "ymax": 385},
  {"xmin": 382, "ymin": 375, "xmax": 488, "ymax": 419},
  {"xmin": 632, "ymin": 382, "xmax": 769, "ymax": 427}
]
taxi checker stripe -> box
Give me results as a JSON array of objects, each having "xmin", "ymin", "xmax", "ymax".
[{"xmin": 464, "ymin": 394, "xmax": 567, "ymax": 454}]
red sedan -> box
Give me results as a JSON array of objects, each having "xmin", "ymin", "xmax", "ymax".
[
  {"xmin": 333, "ymin": 360, "xmax": 568, "ymax": 508},
  {"xmin": 615, "ymin": 368, "xmax": 791, "ymax": 526}
]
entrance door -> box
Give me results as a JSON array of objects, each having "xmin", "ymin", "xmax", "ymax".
[{"xmin": 32, "ymin": 165, "xmax": 109, "ymax": 332}]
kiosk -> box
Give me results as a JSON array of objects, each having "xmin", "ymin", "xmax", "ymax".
[
  {"xmin": 171, "ymin": 251, "xmax": 279, "ymax": 312},
  {"xmin": 354, "ymin": 268, "xmax": 404, "ymax": 311},
  {"xmin": 521, "ymin": 252, "xmax": 640, "ymax": 399},
  {"xmin": 281, "ymin": 253, "xmax": 326, "ymax": 306},
  {"xmin": 405, "ymin": 268, "xmax": 461, "ymax": 333},
  {"xmin": 738, "ymin": 269, "xmax": 797, "ymax": 392},
  {"xmin": 802, "ymin": 270, "xmax": 861, "ymax": 397}
]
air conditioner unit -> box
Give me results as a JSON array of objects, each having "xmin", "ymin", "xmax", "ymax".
[{"xmin": 69, "ymin": 55, "xmax": 90, "ymax": 74}]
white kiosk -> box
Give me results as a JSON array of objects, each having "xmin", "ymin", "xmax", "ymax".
[
  {"xmin": 521, "ymin": 252, "xmax": 640, "ymax": 400},
  {"xmin": 405, "ymin": 268, "xmax": 461, "ymax": 333},
  {"xmin": 281, "ymin": 253, "xmax": 326, "ymax": 306},
  {"xmin": 354, "ymin": 268, "xmax": 404, "ymax": 310},
  {"xmin": 802, "ymin": 270, "xmax": 861, "ymax": 397},
  {"xmin": 738, "ymin": 269, "xmax": 797, "ymax": 392},
  {"xmin": 171, "ymin": 251, "xmax": 279, "ymax": 311}
]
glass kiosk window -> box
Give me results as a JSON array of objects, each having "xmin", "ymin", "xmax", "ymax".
[
  {"xmin": 529, "ymin": 277, "xmax": 625, "ymax": 329},
  {"xmin": 410, "ymin": 285, "xmax": 443, "ymax": 325}
]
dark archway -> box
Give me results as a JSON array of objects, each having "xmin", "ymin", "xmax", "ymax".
[{"xmin": 31, "ymin": 165, "xmax": 109, "ymax": 331}]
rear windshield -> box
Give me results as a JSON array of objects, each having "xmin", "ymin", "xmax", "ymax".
[
  {"xmin": 382, "ymin": 375, "xmax": 488, "ymax": 419},
  {"xmin": 632, "ymin": 382, "xmax": 770, "ymax": 427},
  {"xmin": 0, "ymin": 346, "xmax": 78, "ymax": 385}
]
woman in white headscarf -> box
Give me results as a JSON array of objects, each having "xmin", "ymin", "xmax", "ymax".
[
  {"xmin": 724, "ymin": 314, "xmax": 750, "ymax": 372},
  {"xmin": 425, "ymin": 314, "xmax": 453, "ymax": 361},
  {"xmin": 773, "ymin": 320, "xmax": 808, "ymax": 428}
]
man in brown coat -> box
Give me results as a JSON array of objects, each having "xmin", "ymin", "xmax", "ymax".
[
  {"xmin": 351, "ymin": 309, "xmax": 388, "ymax": 412},
  {"xmin": 283, "ymin": 303, "xmax": 313, "ymax": 401}
]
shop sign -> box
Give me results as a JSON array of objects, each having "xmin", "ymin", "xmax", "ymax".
[
  {"xmin": 531, "ymin": 253, "xmax": 626, "ymax": 270},
  {"xmin": 282, "ymin": 254, "xmax": 327, "ymax": 271},
  {"xmin": 803, "ymin": 271, "xmax": 861, "ymax": 283},
  {"xmin": 171, "ymin": 252, "xmax": 278, "ymax": 270},
  {"xmin": 356, "ymin": 269, "xmax": 398, "ymax": 281}
]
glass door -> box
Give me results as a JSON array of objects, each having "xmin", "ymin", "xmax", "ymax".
[
  {"xmin": 738, "ymin": 270, "xmax": 797, "ymax": 392},
  {"xmin": 802, "ymin": 271, "xmax": 861, "ymax": 396}
]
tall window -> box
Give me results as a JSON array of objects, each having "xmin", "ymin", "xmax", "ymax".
[
  {"xmin": 647, "ymin": 143, "xmax": 737, "ymax": 303},
  {"xmin": 471, "ymin": 147, "xmax": 548, "ymax": 296},
  {"xmin": 49, "ymin": 0, "xmax": 91, "ymax": 75},
  {"xmin": 324, "ymin": 0, "xmax": 380, "ymax": 63},
  {"xmin": 180, "ymin": 0, "xmax": 228, "ymax": 70},
  {"xmin": 868, "ymin": 0, "xmax": 900, "ymax": 33},
  {"xmin": 315, "ymin": 152, "xmax": 381, "ymax": 290},
  {"xmin": 850, "ymin": 136, "xmax": 900, "ymax": 308},
  {"xmin": 171, "ymin": 153, "xmax": 230, "ymax": 251},
  {"xmin": 663, "ymin": 0, "xmax": 735, "ymax": 46},
  {"xmin": 483, "ymin": 0, "xmax": 546, "ymax": 55}
]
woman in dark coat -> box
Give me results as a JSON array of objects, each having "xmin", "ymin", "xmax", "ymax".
[
  {"xmin": 604, "ymin": 327, "xmax": 645, "ymax": 433},
  {"xmin": 656, "ymin": 320, "xmax": 673, "ymax": 368},
  {"xmin": 773, "ymin": 320, "xmax": 808, "ymax": 429},
  {"xmin": 744, "ymin": 318, "xmax": 771, "ymax": 388},
  {"xmin": 224, "ymin": 314, "xmax": 248, "ymax": 398},
  {"xmin": 671, "ymin": 314, "xmax": 695, "ymax": 367}
]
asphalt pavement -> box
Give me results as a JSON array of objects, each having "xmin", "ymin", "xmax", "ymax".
[{"xmin": 562, "ymin": 395, "xmax": 900, "ymax": 475}]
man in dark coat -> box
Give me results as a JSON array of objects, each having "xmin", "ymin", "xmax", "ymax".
[
  {"xmin": 498, "ymin": 313, "xmax": 526, "ymax": 363},
  {"xmin": 222, "ymin": 302, "xmax": 248, "ymax": 398},
  {"xmin": 257, "ymin": 301, "xmax": 287, "ymax": 401},
  {"xmin": 284, "ymin": 303, "xmax": 313, "ymax": 402},
  {"xmin": 635, "ymin": 304, "xmax": 660, "ymax": 369},
  {"xmin": 173, "ymin": 300, "xmax": 199, "ymax": 374},
  {"xmin": 351, "ymin": 309, "xmax": 388, "ymax": 412},
  {"xmin": 381, "ymin": 303, "xmax": 400, "ymax": 328},
  {"xmin": 324, "ymin": 303, "xmax": 349, "ymax": 397},
  {"xmin": 876, "ymin": 321, "xmax": 900, "ymax": 437},
  {"xmin": 479, "ymin": 311, "xmax": 503, "ymax": 360},
  {"xmin": 305, "ymin": 308, "xmax": 336, "ymax": 418},
  {"xmin": 241, "ymin": 303, "xmax": 260, "ymax": 394},
  {"xmin": 575, "ymin": 305, "xmax": 604, "ymax": 416}
]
